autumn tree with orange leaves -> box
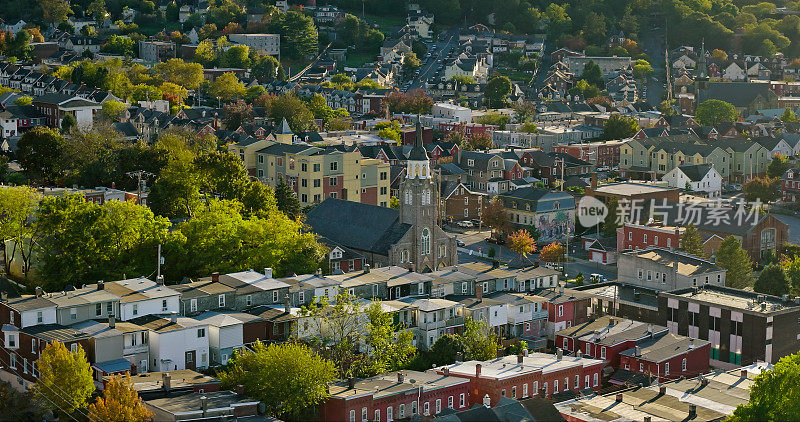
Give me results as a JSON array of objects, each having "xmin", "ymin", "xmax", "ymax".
[{"xmin": 88, "ymin": 374, "xmax": 153, "ymax": 422}]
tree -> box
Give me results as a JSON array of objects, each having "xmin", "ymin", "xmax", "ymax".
[
  {"xmin": 88, "ymin": 374, "xmax": 152, "ymax": 421},
  {"xmin": 730, "ymin": 351, "xmax": 800, "ymax": 421},
  {"xmin": 209, "ymin": 72, "xmax": 246, "ymax": 102},
  {"xmin": 160, "ymin": 82, "xmax": 188, "ymax": 106},
  {"xmin": 34, "ymin": 195, "xmax": 177, "ymax": 290},
  {"xmin": 87, "ymin": 0, "xmax": 108, "ymax": 24},
  {"xmin": 680, "ymin": 224, "xmax": 706, "ymax": 257},
  {"xmin": 35, "ymin": 341, "xmax": 94, "ymax": 417},
  {"xmin": 743, "ymin": 176, "xmax": 779, "ymax": 203},
  {"xmin": 711, "ymin": 49, "xmax": 728, "ymax": 62},
  {"xmin": 482, "ymin": 198, "xmax": 511, "ymax": 236},
  {"xmin": 513, "ymin": 101, "xmax": 537, "ymax": 123},
  {"xmin": 716, "ymin": 235, "xmax": 754, "ymax": 289},
  {"xmin": 250, "ymin": 53, "xmax": 281, "ymax": 82},
  {"xmin": 61, "ymin": 113, "xmax": 77, "ymax": 132},
  {"xmin": 222, "ymin": 100, "xmax": 253, "ymax": 130},
  {"xmin": 0, "ymin": 186, "xmax": 40, "ymax": 278},
  {"xmin": 360, "ymin": 301, "xmax": 416, "ymax": 377},
  {"xmin": 695, "ymin": 99, "xmax": 739, "ymax": 126},
  {"xmin": 16, "ymin": 126, "xmax": 66, "ymax": 183},
  {"xmin": 153, "ymin": 59, "xmax": 205, "ymax": 90},
  {"xmin": 767, "ymin": 154, "xmax": 791, "ymax": 178},
  {"xmin": 39, "ymin": 0, "xmax": 72, "ymax": 24},
  {"xmin": 754, "ymin": 264, "xmax": 790, "ymax": 296},
  {"xmin": 220, "ymin": 44, "xmax": 251, "ymax": 69},
  {"xmin": 270, "ymin": 93, "xmax": 315, "ymax": 132},
  {"xmin": 781, "ymin": 108, "xmax": 798, "ymax": 123},
  {"xmin": 270, "ymin": 10, "xmax": 318, "ymax": 59},
  {"xmin": 508, "ymin": 229, "xmax": 537, "ymax": 261},
  {"xmin": 580, "ymin": 61, "xmax": 604, "ymax": 88},
  {"xmin": 101, "ymin": 100, "xmax": 127, "ymax": 121},
  {"xmin": 0, "ymin": 380, "xmax": 48, "ymax": 420},
  {"xmin": 468, "ymin": 132, "xmax": 493, "ymax": 150},
  {"xmin": 218, "ymin": 341, "xmax": 335, "ymax": 419},
  {"xmin": 519, "ymin": 122, "xmax": 538, "ymax": 133},
  {"xmin": 539, "ymin": 242, "xmax": 565, "ymax": 263},
  {"xmin": 403, "ymin": 52, "xmax": 421, "ymax": 72},
  {"xmin": 602, "ymin": 197, "xmax": 619, "ymax": 238},
  {"xmin": 424, "ymin": 334, "xmax": 465, "ymax": 367},
  {"xmin": 659, "ymin": 99, "xmax": 677, "ymax": 116},
  {"xmin": 632, "ymin": 59, "xmax": 654, "ymax": 79},
  {"xmin": 484, "ymin": 76, "xmax": 512, "ymax": 108},
  {"xmin": 449, "ymin": 75, "xmax": 476, "ymax": 84},
  {"xmin": 300, "ymin": 290, "xmax": 363, "ymax": 377},
  {"xmin": 13, "ymin": 96, "xmax": 31, "ymax": 106},
  {"xmin": 602, "ymin": 114, "xmax": 639, "ymax": 140},
  {"xmin": 275, "ymin": 177, "xmax": 301, "ymax": 219},
  {"xmin": 461, "ymin": 317, "xmax": 498, "ymax": 361}
]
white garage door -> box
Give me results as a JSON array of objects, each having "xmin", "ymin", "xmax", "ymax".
[{"xmin": 590, "ymin": 251, "xmax": 604, "ymax": 263}]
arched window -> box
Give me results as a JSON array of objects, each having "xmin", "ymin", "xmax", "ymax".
[
  {"xmin": 421, "ymin": 228, "xmax": 430, "ymax": 255},
  {"xmin": 405, "ymin": 190, "xmax": 412, "ymax": 205}
]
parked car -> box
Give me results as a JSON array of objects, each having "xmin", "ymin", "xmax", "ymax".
[
  {"xmin": 486, "ymin": 237, "xmax": 505, "ymax": 245},
  {"xmin": 470, "ymin": 219, "xmax": 482, "ymax": 226},
  {"xmin": 456, "ymin": 239, "xmax": 466, "ymax": 247},
  {"xmin": 590, "ymin": 273, "xmax": 607, "ymax": 283},
  {"xmin": 456, "ymin": 220, "xmax": 474, "ymax": 228}
]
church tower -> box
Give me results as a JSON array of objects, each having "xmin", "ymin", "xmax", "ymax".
[
  {"xmin": 695, "ymin": 40, "xmax": 709, "ymax": 91},
  {"xmin": 398, "ymin": 117, "xmax": 450, "ymax": 272}
]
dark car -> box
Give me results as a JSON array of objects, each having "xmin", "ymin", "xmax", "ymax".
[{"xmin": 486, "ymin": 237, "xmax": 505, "ymax": 245}]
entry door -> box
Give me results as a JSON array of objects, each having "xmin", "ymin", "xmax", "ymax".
[{"xmin": 185, "ymin": 351, "xmax": 196, "ymax": 370}]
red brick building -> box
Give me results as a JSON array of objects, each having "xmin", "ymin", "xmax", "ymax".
[
  {"xmin": 319, "ymin": 371, "xmax": 470, "ymax": 422},
  {"xmin": 438, "ymin": 122, "xmax": 498, "ymax": 137},
  {"xmin": 534, "ymin": 286, "xmax": 593, "ymax": 338},
  {"xmin": 440, "ymin": 181, "xmax": 486, "ymax": 222},
  {"xmin": 552, "ymin": 140, "xmax": 626, "ymax": 167},
  {"xmin": 617, "ymin": 222, "xmax": 724, "ymax": 259},
  {"xmin": 618, "ymin": 333, "xmax": 711, "ymax": 382},
  {"xmin": 555, "ymin": 316, "xmax": 669, "ymax": 369},
  {"xmin": 1, "ymin": 323, "xmax": 92, "ymax": 386},
  {"xmin": 438, "ymin": 352, "xmax": 604, "ymax": 405},
  {"xmin": 781, "ymin": 167, "xmax": 800, "ymax": 202}
]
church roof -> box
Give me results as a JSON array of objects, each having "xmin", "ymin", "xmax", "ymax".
[
  {"xmin": 276, "ymin": 117, "xmax": 292, "ymax": 134},
  {"xmin": 408, "ymin": 116, "xmax": 429, "ymax": 161},
  {"xmin": 305, "ymin": 198, "xmax": 411, "ymax": 256}
]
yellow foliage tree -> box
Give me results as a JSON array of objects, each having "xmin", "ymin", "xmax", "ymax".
[
  {"xmin": 539, "ymin": 242, "xmax": 565, "ymax": 263},
  {"xmin": 35, "ymin": 341, "xmax": 94, "ymax": 416},
  {"xmin": 88, "ymin": 374, "xmax": 153, "ymax": 422},
  {"xmin": 508, "ymin": 229, "xmax": 537, "ymax": 260}
]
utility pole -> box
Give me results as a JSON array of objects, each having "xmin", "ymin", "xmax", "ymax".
[
  {"xmin": 156, "ymin": 243, "xmax": 162, "ymax": 280},
  {"xmin": 126, "ymin": 170, "xmax": 155, "ymax": 205}
]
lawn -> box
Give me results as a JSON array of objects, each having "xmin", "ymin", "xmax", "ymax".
[
  {"xmin": 343, "ymin": 51, "xmax": 377, "ymax": 68},
  {"xmin": 361, "ymin": 13, "xmax": 406, "ymax": 29},
  {"xmin": 136, "ymin": 21, "xmax": 183, "ymax": 37},
  {"xmin": 491, "ymin": 68, "xmax": 534, "ymax": 83}
]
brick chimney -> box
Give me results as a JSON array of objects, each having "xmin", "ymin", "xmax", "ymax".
[
  {"xmin": 476, "ymin": 286, "xmax": 483, "ymax": 301},
  {"xmin": 236, "ymin": 384, "xmax": 245, "ymax": 395},
  {"xmin": 397, "ymin": 372, "xmax": 405, "ymax": 383},
  {"xmin": 211, "ymin": 272, "xmax": 220, "ymax": 282},
  {"xmin": 590, "ymin": 172, "xmax": 598, "ymax": 191},
  {"xmin": 108, "ymin": 315, "xmax": 115, "ymax": 329},
  {"xmin": 162, "ymin": 373, "xmax": 171, "ymax": 393},
  {"xmin": 476, "ymin": 364, "xmax": 482, "ymax": 377},
  {"xmin": 97, "ymin": 281, "xmax": 104, "ymax": 290}
]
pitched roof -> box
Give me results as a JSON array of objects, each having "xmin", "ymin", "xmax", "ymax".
[
  {"xmin": 305, "ymin": 198, "xmax": 410, "ymax": 256},
  {"xmin": 697, "ymin": 81, "xmax": 774, "ymax": 107},
  {"xmin": 676, "ymin": 163, "xmax": 714, "ymax": 182}
]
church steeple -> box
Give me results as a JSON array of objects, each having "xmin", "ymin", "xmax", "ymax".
[
  {"xmin": 696, "ymin": 40, "xmax": 708, "ymax": 89},
  {"xmin": 406, "ymin": 116, "xmax": 430, "ymax": 179}
]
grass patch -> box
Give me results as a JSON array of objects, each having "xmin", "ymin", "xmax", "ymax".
[
  {"xmin": 362, "ymin": 13, "xmax": 406, "ymax": 28},
  {"xmin": 491, "ymin": 68, "xmax": 533, "ymax": 83},
  {"xmin": 343, "ymin": 51, "xmax": 377, "ymax": 68}
]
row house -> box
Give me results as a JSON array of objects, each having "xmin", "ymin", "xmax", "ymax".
[
  {"xmin": 426, "ymin": 262, "xmax": 517, "ymax": 299},
  {"xmin": 279, "ymin": 272, "xmax": 341, "ymax": 307},
  {"xmin": 319, "ymin": 371, "xmax": 470, "ymax": 422},
  {"xmin": 781, "ymin": 167, "xmax": 800, "ymax": 202},
  {"xmin": 172, "ymin": 269, "xmax": 290, "ymax": 316},
  {"xmin": 617, "ymin": 332, "xmax": 711, "ymax": 382},
  {"xmin": 396, "ymin": 298, "xmax": 465, "ymax": 349},
  {"xmin": 455, "ymin": 151, "xmax": 505, "ymax": 192},
  {"xmin": 534, "ymin": 286, "xmax": 593, "ymax": 340},
  {"xmin": 0, "ymin": 105, "xmax": 47, "ymax": 142},
  {"xmin": 619, "ymin": 248, "xmax": 727, "ymax": 291},
  {"xmin": 555, "ymin": 316, "xmax": 669, "ymax": 369},
  {"xmin": 439, "ymin": 181, "xmax": 486, "ymax": 222},
  {"xmin": 551, "ymin": 139, "xmax": 626, "ymax": 167},
  {"xmin": 130, "ymin": 314, "xmax": 210, "ymax": 372},
  {"xmin": 492, "ymin": 293, "xmax": 549, "ymax": 341},
  {"xmin": 72, "ymin": 317, "xmax": 151, "ymax": 382},
  {"xmin": 32, "ymin": 93, "xmax": 102, "ymax": 130},
  {"xmin": 495, "ymin": 187, "xmax": 576, "ymax": 242},
  {"xmin": 439, "ymin": 352, "xmax": 605, "ymax": 405},
  {"xmin": 457, "ymin": 292, "xmax": 508, "ymax": 337},
  {"xmin": 181, "ymin": 311, "xmax": 265, "ymax": 366}
]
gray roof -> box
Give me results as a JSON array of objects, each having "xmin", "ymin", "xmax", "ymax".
[
  {"xmin": 619, "ymin": 332, "xmax": 709, "ymax": 362},
  {"xmin": 697, "ymin": 81, "xmax": 774, "ymax": 107},
  {"xmin": 677, "ymin": 163, "xmax": 713, "ymax": 182},
  {"xmin": 306, "ymin": 198, "xmax": 410, "ymax": 256}
]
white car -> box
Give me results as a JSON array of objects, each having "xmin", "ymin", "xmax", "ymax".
[{"xmin": 456, "ymin": 221, "xmax": 474, "ymax": 228}]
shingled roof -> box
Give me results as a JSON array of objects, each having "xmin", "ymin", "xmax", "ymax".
[
  {"xmin": 677, "ymin": 163, "xmax": 714, "ymax": 182},
  {"xmin": 305, "ymin": 198, "xmax": 410, "ymax": 256}
]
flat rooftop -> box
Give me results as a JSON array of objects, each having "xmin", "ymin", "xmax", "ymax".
[
  {"xmin": 593, "ymin": 182, "xmax": 676, "ymax": 196},
  {"xmin": 624, "ymin": 248, "xmax": 723, "ymax": 276},
  {"xmin": 669, "ymin": 285, "xmax": 800, "ymax": 314},
  {"xmin": 445, "ymin": 353, "xmax": 602, "ymax": 380},
  {"xmin": 329, "ymin": 370, "xmax": 467, "ymax": 399}
]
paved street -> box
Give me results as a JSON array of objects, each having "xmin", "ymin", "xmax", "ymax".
[
  {"xmin": 405, "ymin": 29, "xmax": 459, "ymax": 92},
  {"xmin": 639, "ymin": 22, "xmax": 667, "ymax": 106}
]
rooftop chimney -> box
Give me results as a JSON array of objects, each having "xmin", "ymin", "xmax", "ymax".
[
  {"xmin": 156, "ymin": 275, "xmax": 164, "ymax": 285},
  {"xmin": 689, "ymin": 338, "xmax": 695, "ymax": 349},
  {"xmin": 476, "ymin": 286, "xmax": 483, "ymax": 301},
  {"xmin": 644, "ymin": 417, "xmax": 652, "ymax": 422},
  {"xmin": 577, "ymin": 350, "xmax": 582, "ymax": 358},
  {"xmin": 517, "ymin": 354, "xmax": 524, "ymax": 364},
  {"xmin": 264, "ymin": 268, "xmax": 273, "ymax": 278},
  {"xmin": 364, "ymin": 264, "xmax": 371, "ymax": 274},
  {"xmin": 689, "ymin": 404, "xmax": 697, "ymax": 418},
  {"xmin": 456, "ymin": 352, "xmax": 463, "ymax": 363},
  {"xmin": 741, "ymin": 369, "xmax": 748, "ymax": 378},
  {"xmin": 558, "ymin": 284, "xmax": 564, "ymax": 295},
  {"xmin": 348, "ymin": 377, "xmax": 355, "ymax": 389},
  {"xmin": 659, "ymin": 385, "xmax": 666, "ymax": 395},
  {"xmin": 397, "ymin": 372, "xmax": 405, "ymax": 383},
  {"xmin": 522, "ymin": 349, "xmax": 528, "ymax": 357},
  {"xmin": 615, "ymin": 393, "xmax": 623, "ymax": 403},
  {"xmin": 170, "ymin": 312, "xmax": 177, "ymax": 323},
  {"xmin": 97, "ymin": 281, "xmax": 104, "ymax": 290},
  {"xmin": 557, "ymin": 348, "xmax": 563, "ymax": 360},
  {"xmin": 608, "ymin": 317, "xmax": 615, "ymax": 326},
  {"xmin": 108, "ymin": 315, "xmax": 115, "ymax": 329},
  {"xmin": 635, "ymin": 346, "xmax": 641, "ymax": 357},
  {"xmin": 211, "ymin": 272, "xmax": 220, "ymax": 282},
  {"xmin": 0, "ymin": 292, "xmax": 7, "ymax": 302},
  {"xmin": 162, "ymin": 373, "xmax": 171, "ymax": 393},
  {"xmin": 236, "ymin": 384, "xmax": 244, "ymax": 395},
  {"xmin": 476, "ymin": 363, "xmax": 482, "ymax": 377},
  {"xmin": 483, "ymin": 394, "xmax": 491, "ymax": 408},
  {"xmin": 201, "ymin": 396, "xmax": 208, "ymax": 417},
  {"xmin": 443, "ymin": 367, "xmax": 450, "ymax": 376},
  {"xmin": 315, "ymin": 268, "xmax": 322, "ymax": 276},
  {"xmin": 35, "ymin": 286, "xmax": 43, "ymax": 297},
  {"xmin": 284, "ymin": 294, "xmax": 291, "ymax": 314}
]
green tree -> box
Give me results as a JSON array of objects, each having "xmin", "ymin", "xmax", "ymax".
[
  {"xmin": 602, "ymin": 114, "xmax": 639, "ymax": 140},
  {"xmin": 88, "ymin": 374, "xmax": 152, "ymax": 421},
  {"xmin": 360, "ymin": 301, "xmax": 416, "ymax": 377},
  {"xmin": 632, "ymin": 59, "xmax": 654, "ymax": 79},
  {"xmin": 781, "ymin": 108, "xmax": 798, "ymax": 123},
  {"xmin": 403, "ymin": 52, "xmax": 422, "ymax": 73},
  {"xmin": 716, "ymin": 235, "xmax": 754, "ymax": 289},
  {"xmin": 87, "ymin": 0, "xmax": 108, "ymax": 24},
  {"xmin": 271, "ymin": 10, "xmax": 318, "ymax": 59},
  {"xmin": 270, "ymin": 93, "xmax": 314, "ymax": 132},
  {"xmin": 209, "ymin": 72, "xmax": 246, "ymax": 102},
  {"xmin": 449, "ymin": 75, "xmax": 477, "ymax": 84},
  {"xmin": 153, "ymin": 59, "xmax": 205, "ymax": 90},
  {"xmin": 754, "ymin": 264, "xmax": 790, "ymax": 296},
  {"xmin": 461, "ymin": 317, "xmax": 498, "ymax": 360},
  {"xmin": 300, "ymin": 290, "xmax": 363, "ymax": 377},
  {"xmin": 16, "ymin": 126, "xmax": 66, "ymax": 183},
  {"xmin": 730, "ymin": 351, "xmax": 800, "ymax": 421},
  {"xmin": 218, "ymin": 341, "xmax": 336, "ymax": 419},
  {"xmin": 482, "ymin": 198, "xmax": 511, "ymax": 236},
  {"xmin": 101, "ymin": 100, "xmax": 127, "ymax": 121},
  {"xmin": 695, "ymin": 99, "xmax": 739, "ymax": 126},
  {"xmin": 0, "ymin": 380, "xmax": 47, "ymax": 420},
  {"xmin": 34, "ymin": 195, "xmax": 177, "ymax": 290},
  {"xmin": 659, "ymin": 99, "xmax": 677, "ymax": 116},
  {"xmin": 35, "ymin": 341, "xmax": 94, "ymax": 417},
  {"xmin": 222, "ymin": 100, "xmax": 253, "ymax": 130},
  {"xmin": 484, "ymin": 76, "xmax": 512, "ymax": 108},
  {"xmin": 513, "ymin": 101, "xmax": 537, "ymax": 123},
  {"xmin": 743, "ymin": 176, "xmax": 779, "ymax": 203},
  {"xmin": 39, "ymin": 0, "xmax": 72, "ymax": 24},
  {"xmin": 275, "ymin": 177, "xmax": 301, "ymax": 219},
  {"xmin": 61, "ymin": 113, "xmax": 77, "ymax": 132},
  {"xmin": 580, "ymin": 61, "xmax": 604, "ymax": 88},
  {"xmin": 0, "ymin": 186, "xmax": 40, "ymax": 277},
  {"xmin": 13, "ymin": 96, "xmax": 32, "ymax": 106},
  {"xmin": 250, "ymin": 53, "xmax": 281, "ymax": 82},
  {"xmin": 767, "ymin": 154, "xmax": 791, "ymax": 178},
  {"xmin": 519, "ymin": 122, "xmax": 538, "ymax": 133},
  {"xmin": 680, "ymin": 224, "xmax": 705, "ymax": 257},
  {"xmin": 424, "ymin": 334, "xmax": 465, "ymax": 367},
  {"xmin": 220, "ymin": 44, "xmax": 251, "ymax": 69}
]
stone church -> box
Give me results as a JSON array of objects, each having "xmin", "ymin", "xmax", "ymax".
[{"xmin": 306, "ymin": 119, "xmax": 457, "ymax": 272}]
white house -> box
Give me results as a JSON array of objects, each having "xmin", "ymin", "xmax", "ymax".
[
  {"xmin": 755, "ymin": 136, "xmax": 793, "ymax": 158},
  {"xmin": 723, "ymin": 62, "xmax": 746, "ymax": 81},
  {"xmin": 432, "ymin": 103, "xmax": 472, "ymax": 122},
  {"xmin": 1, "ymin": 293, "xmax": 58, "ymax": 329},
  {"xmin": 2, "ymin": 20, "xmax": 26, "ymax": 33},
  {"xmin": 662, "ymin": 163, "xmax": 722, "ymax": 197},
  {"xmin": 133, "ymin": 314, "xmax": 210, "ymax": 372},
  {"xmin": 458, "ymin": 295, "xmax": 508, "ymax": 335},
  {"xmin": 672, "ymin": 54, "xmax": 696, "ymax": 69},
  {"xmin": 189, "ymin": 311, "xmax": 261, "ymax": 366},
  {"xmin": 106, "ymin": 278, "xmax": 181, "ymax": 321},
  {"xmin": 408, "ymin": 298, "xmax": 463, "ymax": 349}
]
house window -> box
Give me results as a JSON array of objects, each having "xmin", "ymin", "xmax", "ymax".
[
  {"xmin": 96, "ymin": 303, "xmax": 102, "ymax": 316},
  {"xmin": 512, "ymin": 386, "xmax": 517, "ymax": 398},
  {"xmin": 197, "ymin": 328, "xmax": 206, "ymax": 338},
  {"xmin": 9, "ymin": 354, "xmax": 15, "ymax": 369},
  {"xmin": 71, "ymin": 343, "xmax": 78, "ymax": 353},
  {"xmin": 31, "ymin": 339, "xmax": 36, "ymax": 354},
  {"xmin": 132, "ymin": 305, "xmax": 138, "ymax": 316},
  {"xmin": 421, "ymin": 228, "xmax": 431, "ymax": 255},
  {"xmin": 593, "ymin": 373, "xmax": 599, "ymax": 386},
  {"xmin": 640, "ymin": 363, "xmax": 644, "ymax": 372},
  {"xmin": 218, "ymin": 295, "xmax": 225, "ymax": 307},
  {"xmin": 423, "ymin": 402, "xmax": 430, "ymax": 415},
  {"xmin": 553, "ymin": 380, "xmax": 558, "ymax": 393},
  {"xmin": 459, "ymin": 393, "xmax": 465, "ymax": 407},
  {"xmin": 682, "ymin": 358, "xmax": 687, "ymax": 371},
  {"xmin": 585, "ymin": 375, "xmax": 590, "ymax": 389},
  {"xmin": 558, "ymin": 305, "xmax": 563, "ymax": 317},
  {"xmin": 387, "ymin": 407, "xmax": 393, "ymax": 422},
  {"xmin": 462, "ymin": 282, "xmax": 468, "ymax": 294},
  {"xmin": 70, "ymin": 308, "xmax": 77, "ymax": 320},
  {"xmin": 299, "ymin": 291, "xmax": 305, "ymax": 303},
  {"xmin": 362, "ymin": 407, "xmax": 368, "ymax": 422},
  {"xmin": 601, "ymin": 347, "xmax": 607, "ymax": 359},
  {"xmin": 482, "ymin": 282, "xmax": 488, "ymax": 293},
  {"xmin": 190, "ymin": 299, "xmax": 197, "ymax": 312},
  {"xmin": 523, "ymin": 383, "xmax": 528, "ymax": 398},
  {"xmin": 273, "ymin": 291, "xmax": 279, "ymax": 302},
  {"xmin": 665, "ymin": 362, "xmax": 670, "ymax": 375},
  {"xmin": 246, "ymin": 295, "xmax": 252, "ymax": 306},
  {"xmin": 350, "ymin": 410, "xmax": 355, "ymax": 422},
  {"xmin": 162, "ymin": 299, "xmax": 168, "ymax": 312},
  {"xmin": 448, "ymin": 396, "xmax": 454, "ymax": 409},
  {"xmin": 563, "ymin": 338, "xmax": 568, "ymax": 350},
  {"xmin": 37, "ymin": 311, "xmax": 43, "ymax": 323},
  {"xmin": 375, "ymin": 410, "xmax": 380, "ymax": 422}
]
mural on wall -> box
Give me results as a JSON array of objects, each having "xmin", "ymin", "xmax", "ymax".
[{"xmin": 537, "ymin": 210, "xmax": 574, "ymax": 241}]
